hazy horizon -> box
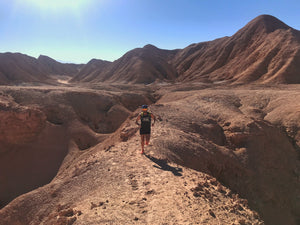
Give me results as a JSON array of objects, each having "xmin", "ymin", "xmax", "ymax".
[{"xmin": 1, "ymin": 0, "xmax": 299, "ymax": 64}]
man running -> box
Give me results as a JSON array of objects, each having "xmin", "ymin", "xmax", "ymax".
[{"xmin": 136, "ymin": 105, "xmax": 156, "ymax": 154}]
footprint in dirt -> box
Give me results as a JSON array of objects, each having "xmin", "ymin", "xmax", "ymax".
[{"xmin": 128, "ymin": 174, "xmax": 139, "ymax": 190}]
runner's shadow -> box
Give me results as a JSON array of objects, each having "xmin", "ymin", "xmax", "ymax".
[{"xmin": 145, "ymin": 154, "xmax": 183, "ymax": 176}]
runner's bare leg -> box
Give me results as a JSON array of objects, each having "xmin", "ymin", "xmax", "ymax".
[
  {"xmin": 145, "ymin": 134, "xmax": 150, "ymax": 145},
  {"xmin": 141, "ymin": 135, "xmax": 145, "ymax": 153}
]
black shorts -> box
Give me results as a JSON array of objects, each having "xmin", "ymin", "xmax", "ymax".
[{"xmin": 140, "ymin": 127, "xmax": 151, "ymax": 135}]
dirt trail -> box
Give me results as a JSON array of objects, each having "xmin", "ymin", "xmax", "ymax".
[{"xmin": 49, "ymin": 123, "xmax": 261, "ymax": 225}]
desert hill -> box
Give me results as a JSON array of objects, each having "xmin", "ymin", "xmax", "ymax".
[
  {"xmin": 0, "ymin": 83, "xmax": 299, "ymax": 225},
  {"xmin": 37, "ymin": 55, "xmax": 83, "ymax": 77},
  {"xmin": 0, "ymin": 53, "xmax": 83, "ymax": 85},
  {"xmin": 1, "ymin": 15, "xmax": 299, "ymax": 85},
  {"xmin": 71, "ymin": 15, "xmax": 300, "ymax": 85},
  {"xmin": 71, "ymin": 59, "xmax": 112, "ymax": 82},
  {"xmin": 174, "ymin": 15, "xmax": 300, "ymax": 84},
  {"xmin": 71, "ymin": 44, "xmax": 179, "ymax": 84},
  {"xmin": 0, "ymin": 53, "xmax": 49, "ymax": 85}
]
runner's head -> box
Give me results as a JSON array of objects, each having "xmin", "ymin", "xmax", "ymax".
[{"xmin": 142, "ymin": 105, "xmax": 148, "ymax": 112}]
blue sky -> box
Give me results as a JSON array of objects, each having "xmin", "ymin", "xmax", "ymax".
[{"xmin": 0, "ymin": 0, "xmax": 299, "ymax": 63}]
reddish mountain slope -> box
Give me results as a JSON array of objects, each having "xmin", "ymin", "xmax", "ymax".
[
  {"xmin": 0, "ymin": 53, "xmax": 49, "ymax": 85},
  {"xmin": 0, "ymin": 53, "xmax": 83, "ymax": 85},
  {"xmin": 37, "ymin": 55, "xmax": 83, "ymax": 76},
  {"xmin": 71, "ymin": 59, "xmax": 112, "ymax": 82},
  {"xmin": 72, "ymin": 44, "xmax": 179, "ymax": 84},
  {"xmin": 2, "ymin": 15, "xmax": 299, "ymax": 85},
  {"xmin": 173, "ymin": 15, "xmax": 300, "ymax": 84},
  {"xmin": 72, "ymin": 15, "xmax": 300, "ymax": 85}
]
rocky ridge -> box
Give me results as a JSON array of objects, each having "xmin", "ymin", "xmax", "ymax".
[
  {"xmin": 0, "ymin": 84, "xmax": 299, "ymax": 225},
  {"xmin": 73, "ymin": 15, "xmax": 300, "ymax": 84},
  {"xmin": 0, "ymin": 85, "xmax": 155, "ymax": 208},
  {"xmin": 0, "ymin": 53, "xmax": 83, "ymax": 85},
  {"xmin": 1, "ymin": 15, "xmax": 299, "ymax": 86}
]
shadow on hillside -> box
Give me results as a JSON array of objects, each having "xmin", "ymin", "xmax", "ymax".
[{"xmin": 145, "ymin": 154, "xmax": 183, "ymax": 176}]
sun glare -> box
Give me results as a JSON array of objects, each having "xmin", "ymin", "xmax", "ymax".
[{"xmin": 23, "ymin": 0, "xmax": 91, "ymax": 11}]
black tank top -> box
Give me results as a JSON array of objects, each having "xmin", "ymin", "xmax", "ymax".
[{"xmin": 141, "ymin": 112, "xmax": 151, "ymax": 130}]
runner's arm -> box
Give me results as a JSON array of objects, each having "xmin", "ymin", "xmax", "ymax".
[
  {"xmin": 151, "ymin": 114, "xmax": 156, "ymax": 126},
  {"xmin": 136, "ymin": 115, "xmax": 141, "ymax": 126}
]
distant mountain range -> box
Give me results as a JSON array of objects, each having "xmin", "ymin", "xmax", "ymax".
[
  {"xmin": 1, "ymin": 15, "xmax": 299, "ymax": 85},
  {"xmin": 0, "ymin": 53, "xmax": 83, "ymax": 85}
]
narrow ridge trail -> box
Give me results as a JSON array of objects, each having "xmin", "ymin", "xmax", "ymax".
[{"xmin": 50, "ymin": 124, "xmax": 262, "ymax": 225}]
